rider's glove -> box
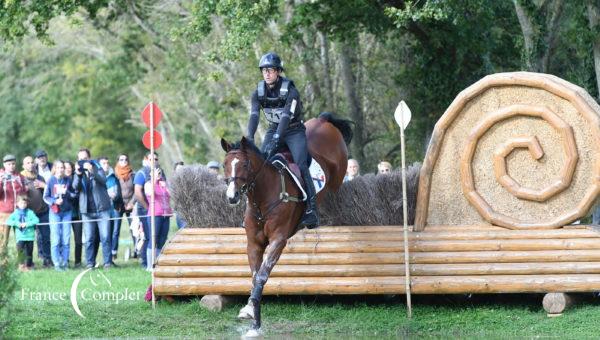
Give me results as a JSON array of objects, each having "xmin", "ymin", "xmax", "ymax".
[{"xmin": 266, "ymin": 134, "xmax": 280, "ymax": 159}]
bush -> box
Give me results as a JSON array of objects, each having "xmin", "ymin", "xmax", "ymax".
[
  {"xmin": 0, "ymin": 250, "xmax": 18, "ymax": 336},
  {"xmin": 170, "ymin": 163, "xmax": 421, "ymax": 228}
]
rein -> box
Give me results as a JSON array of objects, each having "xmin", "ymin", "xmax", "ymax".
[{"xmin": 226, "ymin": 152, "xmax": 302, "ymax": 223}]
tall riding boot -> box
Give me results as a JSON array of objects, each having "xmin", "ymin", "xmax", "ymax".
[{"xmin": 299, "ymin": 168, "xmax": 320, "ymax": 229}]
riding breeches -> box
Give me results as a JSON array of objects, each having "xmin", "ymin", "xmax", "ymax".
[{"xmin": 262, "ymin": 125, "xmax": 309, "ymax": 170}]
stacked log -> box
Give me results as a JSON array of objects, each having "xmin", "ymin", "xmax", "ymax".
[{"xmin": 153, "ymin": 225, "xmax": 600, "ymax": 296}]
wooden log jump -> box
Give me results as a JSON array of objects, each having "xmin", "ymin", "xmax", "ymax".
[{"xmin": 153, "ymin": 225, "xmax": 600, "ymax": 296}]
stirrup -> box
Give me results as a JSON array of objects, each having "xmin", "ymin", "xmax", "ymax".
[{"xmin": 299, "ymin": 209, "xmax": 319, "ymax": 229}]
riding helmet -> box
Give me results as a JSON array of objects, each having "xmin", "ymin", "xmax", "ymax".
[{"xmin": 258, "ymin": 52, "xmax": 283, "ymax": 71}]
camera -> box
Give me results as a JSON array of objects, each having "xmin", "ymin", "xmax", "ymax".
[{"xmin": 77, "ymin": 160, "xmax": 90, "ymax": 172}]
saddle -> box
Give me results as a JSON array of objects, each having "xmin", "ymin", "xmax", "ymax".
[
  {"xmin": 269, "ymin": 151, "xmax": 326, "ymax": 200},
  {"xmin": 270, "ymin": 151, "xmax": 307, "ymax": 201}
]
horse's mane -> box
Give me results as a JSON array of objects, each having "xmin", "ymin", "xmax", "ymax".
[{"xmin": 229, "ymin": 139, "xmax": 265, "ymax": 161}]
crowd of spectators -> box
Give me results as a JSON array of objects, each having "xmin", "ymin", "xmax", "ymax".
[
  {"xmin": 343, "ymin": 159, "xmax": 395, "ymax": 182},
  {"xmin": 0, "ymin": 148, "xmax": 221, "ymax": 272}
]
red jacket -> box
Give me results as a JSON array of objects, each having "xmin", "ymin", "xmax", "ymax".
[{"xmin": 0, "ymin": 170, "xmax": 26, "ymax": 213}]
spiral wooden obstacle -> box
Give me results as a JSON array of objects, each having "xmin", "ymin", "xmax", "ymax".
[{"xmin": 156, "ymin": 72, "xmax": 600, "ymax": 313}]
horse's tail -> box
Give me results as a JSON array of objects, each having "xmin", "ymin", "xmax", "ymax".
[{"xmin": 318, "ymin": 112, "xmax": 354, "ymax": 145}]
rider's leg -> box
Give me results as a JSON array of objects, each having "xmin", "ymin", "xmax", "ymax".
[{"xmin": 286, "ymin": 128, "xmax": 319, "ymax": 229}]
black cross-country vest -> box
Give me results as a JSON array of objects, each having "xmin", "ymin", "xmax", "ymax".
[{"xmin": 257, "ymin": 78, "xmax": 294, "ymax": 123}]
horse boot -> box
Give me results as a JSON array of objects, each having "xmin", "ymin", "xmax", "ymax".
[{"xmin": 299, "ymin": 168, "xmax": 320, "ymax": 229}]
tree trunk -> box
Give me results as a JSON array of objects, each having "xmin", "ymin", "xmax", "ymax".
[
  {"xmin": 587, "ymin": 0, "xmax": 600, "ymax": 100},
  {"xmin": 513, "ymin": 0, "xmax": 564, "ymax": 73},
  {"xmin": 513, "ymin": 0, "xmax": 537, "ymax": 71},
  {"xmin": 319, "ymin": 31, "xmax": 334, "ymax": 111},
  {"xmin": 338, "ymin": 40, "xmax": 364, "ymax": 164}
]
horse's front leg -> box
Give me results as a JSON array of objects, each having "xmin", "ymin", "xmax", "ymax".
[
  {"xmin": 238, "ymin": 239, "xmax": 265, "ymax": 320},
  {"xmin": 246, "ymin": 236, "xmax": 288, "ymax": 335},
  {"xmin": 238, "ymin": 216, "xmax": 266, "ymax": 321}
]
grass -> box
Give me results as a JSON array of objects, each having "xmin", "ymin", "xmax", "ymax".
[{"xmin": 4, "ymin": 221, "xmax": 600, "ymax": 338}]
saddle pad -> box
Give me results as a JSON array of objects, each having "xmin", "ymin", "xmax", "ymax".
[{"xmin": 271, "ymin": 158, "xmax": 326, "ymax": 201}]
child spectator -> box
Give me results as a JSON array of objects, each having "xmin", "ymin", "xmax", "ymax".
[
  {"xmin": 6, "ymin": 195, "xmax": 39, "ymax": 271},
  {"xmin": 44, "ymin": 160, "xmax": 75, "ymax": 271}
]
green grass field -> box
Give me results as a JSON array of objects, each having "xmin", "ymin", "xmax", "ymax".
[{"xmin": 4, "ymin": 220, "xmax": 600, "ymax": 338}]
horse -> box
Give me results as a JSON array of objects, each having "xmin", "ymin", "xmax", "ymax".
[{"xmin": 220, "ymin": 112, "xmax": 353, "ymax": 336}]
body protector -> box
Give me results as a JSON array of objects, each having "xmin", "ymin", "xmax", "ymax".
[{"xmin": 257, "ymin": 77, "xmax": 297, "ymax": 124}]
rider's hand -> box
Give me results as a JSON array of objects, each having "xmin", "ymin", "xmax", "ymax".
[{"xmin": 266, "ymin": 135, "xmax": 280, "ymax": 159}]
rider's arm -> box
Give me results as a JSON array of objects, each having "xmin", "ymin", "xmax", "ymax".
[
  {"xmin": 275, "ymin": 86, "xmax": 300, "ymax": 138},
  {"xmin": 247, "ymin": 90, "xmax": 260, "ymax": 142}
]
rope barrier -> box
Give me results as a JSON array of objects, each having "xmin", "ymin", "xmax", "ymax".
[{"xmin": 1, "ymin": 212, "xmax": 176, "ymax": 227}]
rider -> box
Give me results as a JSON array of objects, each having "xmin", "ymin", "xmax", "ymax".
[{"xmin": 245, "ymin": 52, "xmax": 319, "ymax": 229}]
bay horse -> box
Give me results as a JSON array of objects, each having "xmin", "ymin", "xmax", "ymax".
[{"xmin": 221, "ymin": 112, "xmax": 352, "ymax": 336}]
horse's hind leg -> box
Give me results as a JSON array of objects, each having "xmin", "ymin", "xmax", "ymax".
[
  {"xmin": 238, "ymin": 240, "xmax": 265, "ymax": 320},
  {"xmin": 246, "ymin": 237, "xmax": 288, "ymax": 334}
]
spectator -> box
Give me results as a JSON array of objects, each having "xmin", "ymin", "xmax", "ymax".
[
  {"xmin": 174, "ymin": 161, "xmax": 184, "ymax": 171},
  {"xmin": 344, "ymin": 158, "xmax": 360, "ymax": 182},
  {"xmin": 0, "ymin": 154, "xmax": 26, "ymax": 251},
  {"xmin": 173, "ymin": 161, "xmax": 186, "ymax": 229},
  {"xmin": 115, "ymin": 154, "xmax": 136, "ymax": 260},
  {"xmin": 134, "ymin": 152, "xmax": 171, "ymax": 270},
  {"xmin": 21, "ymin": 156, "xmax": 51, "ymax": 268},
  {"xmin": 99, "ymin": 156, "xmax": 123, "ymax": 262},
  {"xmin": 207, "ymin": 161, "xmax": 221, "ymax": 176},
  {"xmin": 34, "ymin": 150, "xmax": 52, "ymax": 182},
  {"xmin": 5, "ymin": 195, "xmax": 39, "ymax": 271},
  {"xmin": 72, "ymin": 148, "xmax": 114, "ymax": 269},
  {"xmin": 377, "ymin": 161, "xmax": 392, "ymax": 175},
  {"xmin": 44, "ymin": 160, "xmax": 75, "ymax": 271},
  {"xmin": 142, "ymin": 166, "xmax": 171, "ymax": 271},
  {"xmin": 64, "ymin": 161, "xmax": 83, "ymax": 268}
]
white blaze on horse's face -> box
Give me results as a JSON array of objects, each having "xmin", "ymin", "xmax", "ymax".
[{"xmin": 227, "ymin": 157, "xmax": 240, "ymax": 204}]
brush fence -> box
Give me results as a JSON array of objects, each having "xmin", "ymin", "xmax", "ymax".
[{"xmin": 154, "ymin": 224, "xmax": 600, "ymax": 296}]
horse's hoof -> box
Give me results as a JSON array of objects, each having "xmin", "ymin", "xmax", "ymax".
[
  {"xmin": 242, "ymin": 328, "xmax": 262, "ymax": 338},
  {"xmin": 237, "ymin": 305, "xmax": 254, "ymax": 320}
]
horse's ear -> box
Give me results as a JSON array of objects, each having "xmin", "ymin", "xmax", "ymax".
[
  {"xmin": 240, "ymin": 136, "xmax": 248, "ymax": 150},
  {"xmin": 221, "ymin": 138, "xmax": 231, "ymax": 152}
]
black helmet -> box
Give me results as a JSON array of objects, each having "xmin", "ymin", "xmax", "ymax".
[{"xmin": 258, "ymin": 52, "xmax": 283, "ymax": 71}]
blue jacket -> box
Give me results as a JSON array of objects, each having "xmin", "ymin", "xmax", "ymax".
[
  {"xmin": 71, "ymin": 161, "xmax": 112, "ymax": 214},
  {"xmin": 43, "ymin": 176, "xmax": 76, "ymax": 212}
]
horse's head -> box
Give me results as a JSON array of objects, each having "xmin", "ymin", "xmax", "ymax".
[{"xmin": 221, "ymin": 137, "xmax": 262, "ymax": 205}]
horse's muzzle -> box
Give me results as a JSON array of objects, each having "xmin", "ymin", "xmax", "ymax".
[{"xmin": 228, "ymin": 192, "xmax": 241, "ymax": 206}]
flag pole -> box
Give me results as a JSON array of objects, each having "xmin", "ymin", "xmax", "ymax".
[
  {"xmin": 150, "ymin": 101, "xmax": 156, "ymax": 309},
  {"xmin": 400, "ymin": 110, "xmax": 412, "ymax": 318}
]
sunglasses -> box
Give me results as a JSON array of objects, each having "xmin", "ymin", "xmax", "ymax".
[{"xmin": 119, "ymin": 158, "xmax": 128, "ymax": 162}]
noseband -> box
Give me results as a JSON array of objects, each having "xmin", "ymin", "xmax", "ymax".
[{"xmin": 225, "ymin": 153, "xmax": 268, "ymax": 196}]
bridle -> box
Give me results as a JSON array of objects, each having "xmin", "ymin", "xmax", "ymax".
[
  {"xmin": 224, "ymin": 149, "xmax": 301, "ymax": 224},
  {"xmin": 224, "ymin": 151, "xmax": 268, "ymax": 196}
]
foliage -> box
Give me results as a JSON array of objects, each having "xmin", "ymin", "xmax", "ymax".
[
  {"xmin": 0, "ymin": 251, "xmax": 18, "ymax": 336},
  {"xmin": 0, "ymin": 0, "xmax": 598, "ymax": 173}
]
